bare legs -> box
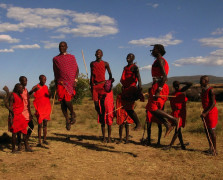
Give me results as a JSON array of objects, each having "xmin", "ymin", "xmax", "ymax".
[
  {"xmin": 11, "ymin": 132, "xmax": 32, "ymax": 153},
  {"xmin": 146, "ymin": 122, "xmax": 162, "ymax": 145},
  {"xmin": 61, "ymin": 100, "xmax": 76, "ymax": 130},
  {"xmin": 118, "ymin": 123, "xmax": 129, "ymax": 144},
  {"xmin": 126, "ymin": 110, "xmax": 141, "ymax": 130},
  {"xmin": 37, "ymin": 120, "xmax": 48, "ymax": 146}
]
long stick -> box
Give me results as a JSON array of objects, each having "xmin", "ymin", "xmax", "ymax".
[
  {"xmin": 106, "ymin": 106, "xmax": 124, "ymax": 115},
  {"xmin": 81, "ymin": 49, "xmax": 89, "ymax": 79},
  {"xmin": 201, "ymin": 117, "xmax": 216, "ymax": 156},
  {"xmin": 153, "ymin": 95, "xmax": 176, "ymax": 98},
  {"xmin": 50, "ymin": 90, "xmax": 57, "ymax": 118}
]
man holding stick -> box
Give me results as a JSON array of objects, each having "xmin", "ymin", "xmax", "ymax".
[{"xmin": 53, "ymin": 41, "xmax": 79, "ymax": 130}]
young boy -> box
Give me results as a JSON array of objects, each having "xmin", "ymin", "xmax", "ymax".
[
  {"xmin": 116, "ymin": 94, "xmax": 134, "ymax": 144},
  {"xmin": 90, "ymin": 49, "xmax": 114, "ymax": 142},
  {"xmin": 98, "ymin": 90, "xmax": 114, "ymax": 143},
  {"xmin": 8, "ymin": 83, "xmax": 32, "ymax": 153},
  {"xmin": 29, "ymin": 75, "xmax": 51, "ymax": 146},
  {"xmin": 200, "ymin": 76, "xmax": 218, "ymax": 155},
  {"xmin": 168, "ymin": 81, "xmax": 192, "ymax": 150},
  {"xmin": 120, "ymin": 53, "xmax": 143, "ymax": 131},
  {"xmin": 19, "ymin": 76, "xmax": 34, "ymax": 141}
]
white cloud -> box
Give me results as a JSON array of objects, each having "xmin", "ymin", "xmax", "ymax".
[
  {"xmin": 211, "ymin": 28, "xmax": 223, "ymax": 35},
  {"xmin": 42, "ymin": 41, "xmax": 58, "ymax": 49},
  {"xmin": 0, "ymin": 3, "xmax": 7, "ymax": 9},
  {"xmin": 199, "ymin": 36, "xmax": 223, "ymax": 48},
  {"xmin": 173, "ymin": 49, "xmax": 223, "ymax": 66},
  {"xmin": 57, "ymin": 24, "xmax": 118, "ymax": 37},
  {"xmin": 11, "ymin": 44, "xmax": 40, "ymax": 49},
  {"xmin": 147, "ymin": 3, "xmax": 159, "ymax": 8},
  {"xmin": 0, "ymin": 5, "xmax": 118, "ymax": 37},
  {"xmin": 0, "ymin": 34, "xmax": 20, "ymax": 43},
  {"xmin": 50, "ymin": 34, "xmax": 66, "ymax": 39},
  {"xmin": 0, "ymin": 49, "xmax": 14, "ymax": 53},
  {"xmin": 129, "ymin": 33, "xmax": 182, "ymax": 47},
  {"xmin": 139, "ymin": 65, "xmax": 152, "ymax": 71}
]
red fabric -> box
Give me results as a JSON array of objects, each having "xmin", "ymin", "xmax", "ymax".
[
  {"xmin": 53, "ymin": 54, "xmax": 78, "ymax": 96},
  {"xmin": 146, "ymin": 110, "xmax": 162, "ymax": 124},
  {"xmin": 120, "ymin": 64, "xmax": 138, "ymax": 88},
  {"xmin": 97, "ymin": 91, "xmax": 114, "ymax": 125},
  {"xmin": 21, "ymin": 88, "xmax": 31, "ymax": 121},
  {"xmin": 57, "ymin": 84, "xmax": 75, "ymax": 101},
  {"xmin": 201, "ymin": 87, "xmax": 218, "ymax": 129},
  {"xmin": 146, "ymin": 83, "xmax": 169, "ymax": 112},
  {"xmin": 33, "ymin": 84, "xmax": 51, "ymax": 124},
  {"xmin": 91, "ymin": 60, "xmax": 106, "ymax": 84},
  {"xmin": 151, "ymin": 57, "xmax": 169, "ymax": 77},
  {"xmin": 116, "ymin": 94, "xmax": 134, "ymax": 125},
  {"xmin": 170, "ymin": 91, "xmax": 188, "ymax": 128},
  {"xmin": 11, "ymin": 93, "xmax": 27, "ymax": 134},
  {"xmin": 92, "ymin": 83, "xmax": 106, "ymax": 101}
]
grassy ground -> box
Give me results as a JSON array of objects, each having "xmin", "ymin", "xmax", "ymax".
[{"xmin": 0, "ymin": 98, "xmax": 222, "ymax": 180}]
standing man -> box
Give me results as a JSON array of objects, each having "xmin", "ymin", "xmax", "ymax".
[{"xmin": 53, "ymin": 41, "xmax": 79, "ymax": 130}]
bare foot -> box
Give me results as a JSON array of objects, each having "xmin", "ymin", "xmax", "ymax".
[
  {"xmin": 116, "ymin": 140, "xmax": 123, "ymax": 144},
  {"xmin": 107, "ymin": 138, "xmax": 112, "ymax": 143},
  {"xmin": 133, "ymin": 124, "xmax": 141, "ymax": 131},
  {"xmin": 164, "ymin": 125, "xmax": 174, "ymax": 138},
  {"xmin": 66, "ymin": 120, "xmax": 71, "ymax": 131},
  {"xmin": 43, "ymin": 141, "xmax": 49, "ymax": 145}
]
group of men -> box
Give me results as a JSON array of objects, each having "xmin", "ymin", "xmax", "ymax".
[{"xmin": 5, "ymin": 41, "xmax": 218, "ymax": 155}]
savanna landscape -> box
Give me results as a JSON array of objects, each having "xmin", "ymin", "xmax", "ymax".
[{"xmin": 0, "ymin": 91, "xmax": 222, "ymax": 180}]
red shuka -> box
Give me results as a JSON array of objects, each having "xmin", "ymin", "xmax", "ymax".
[
  {"xmin": 120, "ymin": 64, "xmax": 138, "ymax": 88},
  {"xmin": 151, "ymin": 57, "xmax": 169, "ymax": 77},
  {"xmin": 53, "ymin": 54, "xmax": 78, "ymax": 96},
  {"xmin": 201, "ymin": 87, "xmax": 218, "ymax": 129},
  {"xmin": 98, "ymin": 91, "xmax": 114, "ymax": 125},
  {"xmin": 33, "ymin": 84, "xmax": 52, "ymax": 124},
  {"xmin": 170, "ymin": 91, "xmax": 188, "ymax": 128},
  {"xmin": 11, "ymin": 93, "xmax": 27, "ymax": 134},
  {"xmin": 116, "ymin": 94, "xmax": 134, "ymax": 125},
  {"xmin": 91, "ymin": 60, "xmax": 106, "ymax": 84}
]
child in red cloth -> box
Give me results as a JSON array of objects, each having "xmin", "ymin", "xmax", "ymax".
[
  {"xmin": 116, "ymin": 94, "xmax": 134, "ymax": 144},
  {"xmin": 90, "ymin": 49, "xmax": 114, "ymax": 142},
  {"xmin": 98, "ymin": 90, "xmax": 114, "ymax": 143},
  {"xmin": 200, "ymin": 76, "xmax": 218, "ymax": 155},
  {"xmin": 167, "ymin": 81, "xmax": 192, "ymax": 150},
  {"xmin": 8, "ymin": 83, "xmax": 32, "ymax": 153},
  {"xmin": 29, "ymin": 75, "xmax": 51, "ymax": 147},
  {"xmin": 120, "ymin": 53, "xmax": 144, "ymax": 131}
]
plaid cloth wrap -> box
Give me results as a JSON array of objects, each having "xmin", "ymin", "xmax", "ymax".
[{"xmin": 53, "ymin": 54, "xmax": 78, "ymax": 96}]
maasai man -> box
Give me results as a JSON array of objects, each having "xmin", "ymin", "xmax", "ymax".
[
  {"xmin": 53, "ymin": 41, "xmax": 79, "ymax": 130},
  {"xmin": 120, "ymin": 53, "xmax": 143, "ymax": 131},
  {"xmin": 167, "ymin": 81, "xmax": 192, "ymax": 150},
  {"xmin": 29, "ymin": 75, "xmax": 51, "ymax": 147},
  {"xmin": 90, "ymin": 49, "xmax": 114, "ymax": 142},
  {"xmin": 19, "ymin": 76, "xmax": 34, "ymax": 141},
  {"xmin": 8, "ymin": 83, "xmax": 32, "ymax": 153},
  {"xmin": 116, "ymin": 94, "xmax": 134, "ymax": 144},
  {"xmin": 146, "ymin": 44, "xmax": 179, "ymax": 137},
  {"xmin": 200, "ymin": 76, "xmax": 218, "ymax": 155}
]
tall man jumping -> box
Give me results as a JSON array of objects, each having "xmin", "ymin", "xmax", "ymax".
[{"xmin": 53, "ymin": 41, "xmax": 79, "ymax": 130}]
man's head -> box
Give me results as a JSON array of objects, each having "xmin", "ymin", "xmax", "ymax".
[
  {"xmin": 19, "ymin": 76, "xmax": 27, "ymax": 87},
  {"xmin": 151, "ymin": 44, "xmax": 166, "ymax": 57},
  {"xmin": 200, "ymin": 75, "xmax": 209, "ymax": 88},
  {"xmin": 173, "ymin": 81, "xmax": 180, "ymax": 91},
  {"xmin": 126, "ymin": 53, "xmax": 135, "ymax": 64},
  {"xmin": 95, "ymin": 49, "xmax": 103, "ymax": 60},
  {"xmin": 59, "ymin": 41, "xmax": 68, "ymax": 54},
  {"xmin": 39, "ymin": 75, "xmax": 46, "ymax": 86},
  {"xmin": 13, "ymin": 83, "xmax": 23, "ymax": 94}
]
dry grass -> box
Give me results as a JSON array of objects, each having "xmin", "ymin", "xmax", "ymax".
[{"xmin": 0, "ymin": 97, "xmax": 222, "ymax": 180}]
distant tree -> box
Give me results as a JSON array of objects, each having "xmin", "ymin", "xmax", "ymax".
[
  {"xmin": 113, "ymin": 83, "xmax": 122, "ymax": 96},
  {"xmin": 49, "ymin": 73, "xmax": 90, "ymax": 104}
]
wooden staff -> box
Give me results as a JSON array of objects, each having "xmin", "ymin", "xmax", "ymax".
[
  {"xmin": 50, "ymin": 90, "xmax": 57, "ymax": 118},
  {"xmin": 81, "ymin": 49, "xmax": 89, "ymax": 79},
  {"xmin": 201, "ymin": 116, "xmax": 217, "ymax": 156},
  {"xmin": 153, "ymin": 95, "xmax": 176, "ymax": 98}
]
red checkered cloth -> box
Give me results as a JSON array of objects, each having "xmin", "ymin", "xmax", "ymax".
[{"xmin": 53, "ymin": 54, "xmax": 78, "ymax": 96}]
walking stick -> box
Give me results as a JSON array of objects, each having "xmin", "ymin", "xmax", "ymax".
[
  {"xmin": 50, "ymin": 90, "xmax": 57, "ymax": 118},
  {"xmin": 82, "ymin": 49, "xmax": 89, "ymax": 80},
  {"xmin": 201, "ymin": 117, "xmax": 216, "ymax": 156},
  {"xmin": 140, "ymin": 120, "xmax": 147, "ymax": 144}
]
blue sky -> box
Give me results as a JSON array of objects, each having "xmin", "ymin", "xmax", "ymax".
[{"xmin": 1, "ymin": 0, "xmax": 223, "ymax": 90}]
